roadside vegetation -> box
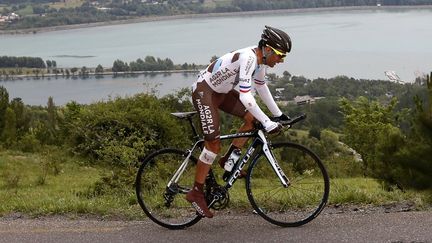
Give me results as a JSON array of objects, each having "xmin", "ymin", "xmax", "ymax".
[
  {"xmin": 1, "ymin": 0, "xmax": 431, "ymax": 31},
  {"xmin": 0, "ymin": 139, "xmax": 429, "ymax": 219},
  {"xmin": 0, "ymin": 69, "xmax": 431, "ymax": 218}
]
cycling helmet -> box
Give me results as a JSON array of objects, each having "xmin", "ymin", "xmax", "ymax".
[{"xmin": 261, "ymin": 25, "xmax": 292, "ymax": 53}]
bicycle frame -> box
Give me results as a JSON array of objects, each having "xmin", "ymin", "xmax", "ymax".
[
  {"xmin": 137, "ymin": 112, "xmax": 330, "ymax": 229},
  {"xmin": 167, "ymin": 128, "xmax": 290, "ymax": 196},
  {"xmin": 224, "ymin": 130, "xmax": 290, "ymax": 189}
]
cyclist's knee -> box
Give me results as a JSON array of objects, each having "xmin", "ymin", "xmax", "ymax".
[
  {"xmin": 199, "ymin": 140, "xmax": 220, "ymax": 165},
  {"xmin": 205, "ymin": 139, "xmax": 221, "ymax": 154}
]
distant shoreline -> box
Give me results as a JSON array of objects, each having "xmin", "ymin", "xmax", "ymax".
[
  {"xmin": 1, "ymin": 5, "xmax": 431, "ymax": 35},
  {"xmin": 0, "ymin": 69, "xmax": 200, "ymax": 81}
]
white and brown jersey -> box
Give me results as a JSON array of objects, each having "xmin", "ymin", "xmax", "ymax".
[{"xmin": 196, "ymin": 46, "xmax": 267, "ymax": 94}]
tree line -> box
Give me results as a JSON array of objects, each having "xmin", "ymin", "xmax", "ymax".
[
  {"xmin": 2, "ymin": 0, "xmax": 432, "ymax": 30},
  {"xmin": 0, "ymin": 56, "xmax": 46, "ymax": 68},
  {"xmin": 231, "ymin": 0, "xmax": 432, "ymax": 11},
  {"xmin": 0, "ymin": 55, "xmax": 204, "ymax": 80},
  {"xmin": 112, "ymin": 56, "xmax": 203, "ymax": 73}
]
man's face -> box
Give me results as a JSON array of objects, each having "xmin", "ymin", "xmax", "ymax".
[{"xmin": 265, "ymin": 46, "xmax": 286, "ymax": 67}]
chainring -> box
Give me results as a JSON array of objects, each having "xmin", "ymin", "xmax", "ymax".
[{"xmin": 206, "ymin": 185, "xmax": 230, "ymax": 210}]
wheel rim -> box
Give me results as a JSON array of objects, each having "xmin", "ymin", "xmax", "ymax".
[
  {"xmin": 136, "ymin": 149, "xmax": 201, "ymax": 229},
  {"xmin": 246, "ymin": 143, "xmax": 329, "ymax": 227}
]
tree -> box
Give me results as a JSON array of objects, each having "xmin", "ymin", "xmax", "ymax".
[
  {"xmin": 9, "ymin": 97, "xmax": 28, "ymax": 137},
  {"xmin": 282, "ymin": 71, "xmax": 292, "ymax": 81},
  {"xmin": 339, "ymin": 96, "xmax": 398, "ymax": 175},
  {"xmin": 70, "ymin": 67, "xmax": 78, "ymax": 76},
  {"xmin": 95, "ymin": 64, "xmax": 104, "ymax": 74},
  {"xmin": 46, "ymin": 60, "xmax": 52, "ymax": 69},
  {"xmin": 47, "ymin": 96, "xmax": 57, "ymax": 130},
  {"xmin": 0, "ymin": 86, "xmax": 9, "ymax": 135},
  {"xmin": 376, "ymin": 72, "xmax": 432, "ymax": 189},
  {"xmin": 112, "ymin": 60, "xmax": 129, "ymax": 73},
  {"xmin": 80, "ymin": 66, "xmax": 89, "ymax": 77},
  {"xmin": 209, "ymin": 55, "xmax": 218, "ymax": 63},
  {"xmin": 1, "ymin": 107, "xmax": 17, "ymax": 147}
]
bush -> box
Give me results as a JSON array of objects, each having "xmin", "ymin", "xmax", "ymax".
[
  {"xmin": 62, "ymin": 93, "xmax": 192, "ymax": 168},
  {"xmin": 308, "ymin": 126, "xmax": 321, "ymax": 140},
  {"xmin": 324, "ymin": 155, "xmax": 363, "ymax": 178},
  {"xmin": 17, "ymin": 133, "xmax": 41, "ymax": 152}
]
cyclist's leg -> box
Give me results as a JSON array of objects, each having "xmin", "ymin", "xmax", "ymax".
[
  {"xmin": 218, "ymin": 90, "xmax": 255, "ymax": 169},
  {"xmin": 187, "ymin": 81, "xmax": 223, "ymax": 218}
]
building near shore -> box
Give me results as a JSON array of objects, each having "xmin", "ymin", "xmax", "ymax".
[
  {"xmin": 293, "ymin": 95, "xmax": 325, "ymax": 105},
  {"xmin": 0, "ymin": 13, "xmax": 20, "ymax": 23}
]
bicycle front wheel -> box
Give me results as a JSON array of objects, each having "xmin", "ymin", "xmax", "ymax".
[
  {"xmin": 135, "ymin": 148, "xmax": 201, "ymax": 229},
  {"xmin": 246, "ymin": 142, "xmax": 329, "ymax": 227}
]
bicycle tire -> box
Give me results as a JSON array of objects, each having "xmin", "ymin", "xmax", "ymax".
[
  {"xmin": 246, "ymin": 142, "xmax": 330, "ymax": 227},
  {"xmin": 135, "ymin": 148, "xmax": 202, "ymax": 229}
]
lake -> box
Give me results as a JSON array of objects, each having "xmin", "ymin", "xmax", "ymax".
[
  {"xmin": 0, "ymin": 6, "xmax": 431, "ymax": 105},
  {"xmin": 0, "ymin": 73, "xmax": 196, "ymax": 105}
]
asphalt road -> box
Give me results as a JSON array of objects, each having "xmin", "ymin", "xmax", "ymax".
[{"xmin": 0, "ymin": 210, "xmax": 431, "ymax": 243}]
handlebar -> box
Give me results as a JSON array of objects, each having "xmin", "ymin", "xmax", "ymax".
[
  {"xmin": 280, "ymin": 113, "xmax": 307, "ymax": 127},
  {"xmin": 255, "ymin": 113, "xmax": 307, "ymax": 130}
]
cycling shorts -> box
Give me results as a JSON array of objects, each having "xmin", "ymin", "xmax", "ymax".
[{"xmin": 192, "ymin": 81, "xmax": 247, "ymax": 141}]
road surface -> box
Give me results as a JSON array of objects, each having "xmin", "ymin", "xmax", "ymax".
[{"xmin": 0, "ymin": 210, "xmax": 430, "ymax": 243}]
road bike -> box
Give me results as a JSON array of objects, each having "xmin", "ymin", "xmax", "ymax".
[{"xmin": 136, "ymin": 111, "xmax": 329, "ymax": 229}]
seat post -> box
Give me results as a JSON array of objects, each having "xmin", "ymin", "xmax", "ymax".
[{"xmin": 187, "ymin": 116, "xmax": 200, "ymax": 140}]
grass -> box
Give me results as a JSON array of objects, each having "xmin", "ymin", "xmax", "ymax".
[
  {"xmin": 203, "ymin": 0, "xmax": 233, "ymax": 8},
  {"xmin": 225, "ymin": 176, "xmax": 430, "ymax": 211},
  {"xmin": 0, "ymin": 150, "xmax": 430, "ymax": 220},
  {"xmin": 0, "ymin": 150, "xmax": 142, "ymax": 219},
  {"xmin": 48, "ymin": 0, "xmax": 86, "ymax": 10},
  {"xmin": 15, "ymin": 5, "xmax": 33, "ymax": 16},
  {"xmin": 329, "ymin": 178, "xmax": 430, "ymax": 208}
]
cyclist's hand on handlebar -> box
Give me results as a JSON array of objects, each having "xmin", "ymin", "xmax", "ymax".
[
  {"xmin": 272, "ymin": 113, "xmax": 291, "ymax": 122},
  {"xmin": 264, "ymin": 121, "xmax": 283, "ymax": 134}
]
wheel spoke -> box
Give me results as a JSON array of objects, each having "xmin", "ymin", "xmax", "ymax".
[
  {"xmin": 246, "ymin": 142, "xmax": 329, "ymax": 227},
  {"xmin": 136, "ymin": 148, "xmax": 201, "ymax": 229}
]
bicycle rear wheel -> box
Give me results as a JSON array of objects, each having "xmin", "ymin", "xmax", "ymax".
[
  {"xmin": 246, "ymin": 142, "xmax": 329, "ymax": 227},
  {"xmin": 135, "ymin": 148, "xmax": 201, "ymax": 229}
]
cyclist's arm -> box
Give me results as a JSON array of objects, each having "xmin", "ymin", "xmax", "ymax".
[
  {"xmin": 253, "ymin": 68, "xmax": 283, "ymax": 117},
  {"xmin": 237, "ymin": 53, "xmax": 272, "ymax": 126}
]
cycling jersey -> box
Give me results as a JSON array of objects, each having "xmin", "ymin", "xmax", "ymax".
[
  {"xmin": 192, "ymin": 45, "xmax": 282, "ymax": 133},
  {"xmin": 197, "ymin": 46, "xmax": 265, "ymax": 94}
]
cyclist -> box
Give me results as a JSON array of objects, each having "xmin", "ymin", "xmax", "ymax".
[{"xmin": 186, "ymin": 25, "xmax": 292, "ymax": 218}]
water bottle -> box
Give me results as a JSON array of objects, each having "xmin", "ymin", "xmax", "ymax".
[{"xmin": 224, "ymin": 149, "xmax": 241, "ymax": 172}]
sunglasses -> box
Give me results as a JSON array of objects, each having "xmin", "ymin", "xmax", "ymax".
[{"xmin": 267, "ymin": 45, "xmax": 287, "ymax": 58}]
